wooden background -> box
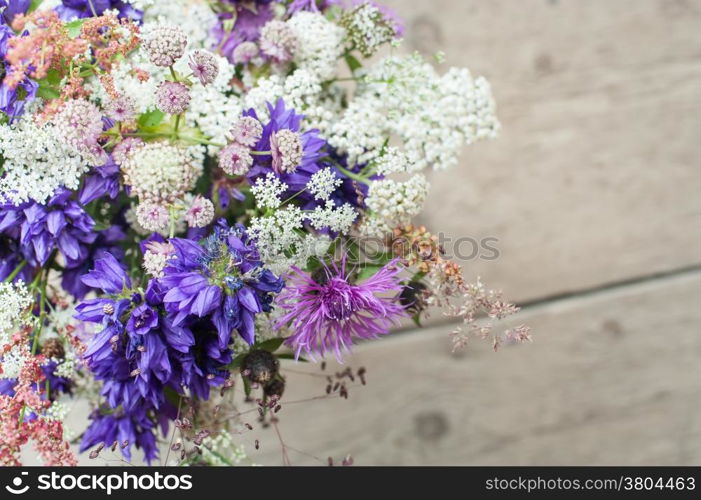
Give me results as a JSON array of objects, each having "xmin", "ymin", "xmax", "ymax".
[
  {"xmin": 240, "ymin": 0, "xmax": 701, "ymax": 466},
  {"xmin": 53, "ymin": 0, "xmax": 701, "ymax": 466}
]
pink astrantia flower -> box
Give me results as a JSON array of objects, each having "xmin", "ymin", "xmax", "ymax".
[{"xmin": 275, "ymin": 258, "xmax": 407, "ymax": 362}]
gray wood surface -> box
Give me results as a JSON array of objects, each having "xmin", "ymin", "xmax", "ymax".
[
  {"xmin": 244, "ymin": 271, "xmax": 701, "ymax": 465},
  {"xmin": 383, "ymin": 0, "xmax": 701, "ymax": 303}
]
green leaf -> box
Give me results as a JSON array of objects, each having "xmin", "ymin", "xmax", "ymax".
[
  {"xmin": 242, "ymin": 375, "xmax": 252, "ymax": 397},
  {"xmin": 228, "ymin": 352, "xmax": 246, "ymax": 370},
  {"xmin": 44, "ymin": 68, "xmax": 62, "ymax": 86},
  {"xmin": 137, "ymin": 109, "xmax": 165, "ymax": 128},
  {"xmin": 66, "ymin": 19, "xmax": 85, "ymax": 39},
  {"xmin": 36, "ymin": 85, "xmax": 60, "ymax": 100},
  {"xmin": 255, "ymin": 337, "xmax": 285, "ymax": 353},
  {"xmin": 344, "ymin": 53, "xmax": 362, "ymax": 73},
  {"xmin": 29, "ymin": 0, "xmax": 44, "ymax": 13},
  {"xmin": 411, "ymin": 314, "xmax": 422, "ymax": 328},
  {"xmin": 163, "ymin": 386, "xmax": 182, "ymax": 408}
]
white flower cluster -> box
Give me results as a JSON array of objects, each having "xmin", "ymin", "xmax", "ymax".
[
  {"xmin": 363, "ymin": 174, "xmax": 430, "ymax": 236},
  {"xmin": 250, "ymin": 173, "xmax": 289, "ymax": 210},
  {"xmin": 249, "ymin": 206, "xmax": 333, "ymax": 274},
  {"xmin": 307, "ymin": 200, "xmax": 357, "ymax": 233},
  {"xmin": 243, "ymin": 69, "xmax": 340, "ymax": 134},
  {"xmin": 0, "ymin": 344, "xmax": 26, "ymax": 380},
  {"xmin": 0, "ymin": 118, "xmax": 91, "ymax": 205},
  {"xmin": 43, "ymin": 401, "xmax": 70, "ymax": 422},
  {"xmin": 329, "ymin": 53, "xmax": 499, "ymax": 170},
  {"xmin": 53, "ymin": 353, "xmax": 78, "ymax": 380},
  {"xmin": 174, "ymin": 51, "xmax": 243, "ymax": 155},
  {"xmin": 120, "ymin": 141, "xmax": 204, "ymax": 203},
  {"xmin": 143, "ymin": 250, "xmax": 174, "ymax": 278},
  {"xmin": 0, "ymin": 281, "xmax": 33, "ymax": 346},
  {"xmin": 307, "ymin": 167, "xmax": 343, "ymax": 200},
  {"xmin": 287, "ymin": 12, "xmax": 347, "ymax": 80},
  {"xmin": 374, "ymin": 147, "xmax": 421, "ymax": 175},
  {"xmin": 197, "ymin": 431, "xmax": 250, "ymax": 466},
  {"xmin": 340, "ymin": 2, "xmax": 396, "ymax": 57},
  {"xmin": 142, "ymin": 0, "xmax": 217, "ymax": 49}
]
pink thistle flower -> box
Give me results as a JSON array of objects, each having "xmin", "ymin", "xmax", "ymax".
[
  {"xmin": 188, "ymin": 50, "xmax": 219, "ymax": 86},
  {"xmin": 155, "ymin": 81, "xmax": 190, "ymax": 115},
  {"xmin": 270, "ymin": 129, "xmax": 304, "ymax": 174},
  {"xmin": 219, "ymin": 142, "xmax": 253, "ymax": 176},
  {"xmin": 232, "ymin": 41, "xmax": 259, "ymax": 65},
  {"xmin": 135, "ymin": 201, "xmax": 169, "ymax": 232},
  {"xmin": 142, "ymin": 25, "xmax": 187, "ymax": 67},
  {"xmin": 259, "ymin": 20, "xmax": 297, "ymax": 63},
  {"xmin": 105, "ymin": 94, "xmax": 136, "ymax": 122},
  {"xmin": 230, "ymin": 116, "xmax": 263, "ymax": 147},
  {"xmin": 112, "ymin": 137, "xmax": 144, "ymax": 165},
  {"xmin": 275, "ymin": 258, "xmax": 407, "ymax": 362},
  {"xmin": 185, "ymin": 195, "xmax": 215, "ymax": 228},
  {"xmin": 53, "ymin": 98, "xmax": 104, "ymax": 157}
]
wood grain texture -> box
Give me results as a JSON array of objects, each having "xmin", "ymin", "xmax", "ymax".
[
  {"xmin": 378, "ymin": 0, "xmax": 701, "ymax": 303},
  {"xmin": 242, "ymin": 271, "xmax": 701, "ymax": 465}
]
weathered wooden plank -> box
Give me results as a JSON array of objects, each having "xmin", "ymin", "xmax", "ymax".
[
  {"xmin": 241, "ymin": 271, "xmax": 701, "ymax": 465},
  {"xmin": 379, "ymin": 0, "xmax": 701, "ymax": 303}
]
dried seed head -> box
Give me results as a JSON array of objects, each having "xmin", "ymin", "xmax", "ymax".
[
  {"xmin": 242, "ymin": 350, "xmax": 279, "ymax": 384},
  {"xmin": 41, "ymin": 338, "xmax": 65, "ymax": 359},
  {"xmin": 264, "ymin": 378, "xmax": 286, "ymax": 399}
]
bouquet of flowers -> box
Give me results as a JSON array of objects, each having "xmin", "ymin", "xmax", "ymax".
[{"xmin": 0, "ymin": 0, "xmax": 530, "ymax": 466}]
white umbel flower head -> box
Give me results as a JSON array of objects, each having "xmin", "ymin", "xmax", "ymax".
[
  {"xmin": 287, "ymin": 12, "xmax": 346, "ymax": 80},
  {"xmin": 306, "ymin": 167, "xmax": 342, "ymax": 201},
  {"xmin": 250, "ymin": 173, "xmax": 288, "ymax": 209},
  {"xmin": 0, "ymin": 281, "xmax": 33, "ymax": 346},
  {"xmin": 121, "ymin": 142, "xmax": 202, "ymax": 203},
  {"xmin": 306, "ymin": 200, "xmax": 357, "ymax": 234},
  {"xmin": 364, "ymin": 174, "xmax": 430, "ymax": 235},
  {"xmin": 0, "ymin": 118, "xmax": 91, "ymax": 205},
  {"xmin": 340, "ymin": 2, "xmax": 397, "ymax": 57}
]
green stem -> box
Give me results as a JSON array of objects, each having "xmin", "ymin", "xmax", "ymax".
[
  {"xmin": 180, "ymin": 136, "xmax": 224, "ymax": 147},
  {"xmin": 4, "ymin": 260, "xmax": 26, "ymax": 283},
  {"xmin": 169, "ymin": 205, "xmax": 177, "ymax": 239},
  {"xmin": 250, "ymin": 150, "xmax": 271, "ymax": 156},
  {"xmin": 18, "ymin": 268, "xmax": 49, "ymax": 429},
  {"xmin": 173, "ymin": 114, "xmax": 181, "ymax": 137},
  {"xmin": 280, "ymin": 188, "xmax": 306, "ymax": 206},
  {"xmin": 32, "ymin": 273, "xmax": 48, "ymax": 356},
  {"xmin": 120, "ymin": 131, "xmax": 224, "ymax": 148},
  {"xmin": 169, "ymin": 66, "xmax": 178, "ymax": 82},
  {"xmin": 326, "ymin": 158, "xmax": 371, "ymax": 185}
]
